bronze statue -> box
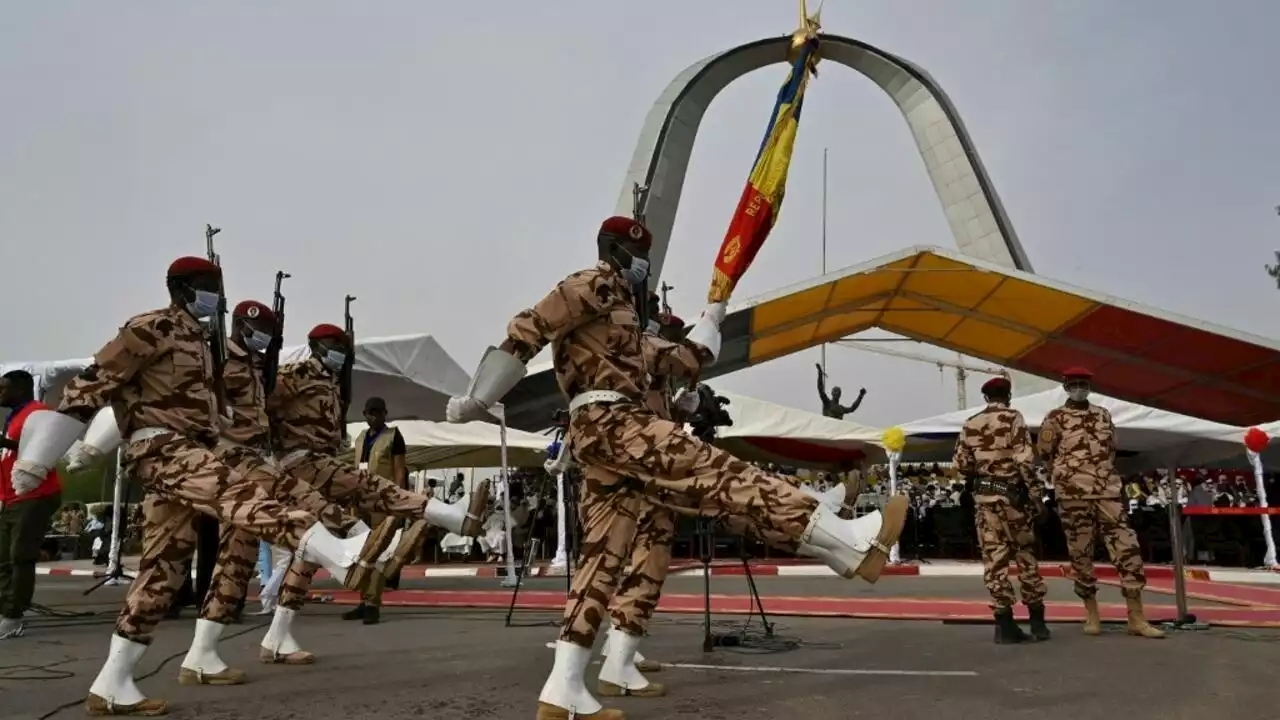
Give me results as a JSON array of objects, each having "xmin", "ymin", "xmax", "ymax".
[{"xmin": 816, "ymin": 363, "xmax": 865, "ymax": 419}]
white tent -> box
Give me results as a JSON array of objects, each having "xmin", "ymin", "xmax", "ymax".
[
  {"xmin": 1, "ymin": 334, "xmax": 469, "ymax": 423},
  {"xmin": 899, "ymin": 389, "xmax": 1250, "ymax": 469},
  {"xmin": 709, "ymin": 387, "xmax": 887, "ymax": 469},
  {"xmin": 344, "ymin": 420, "xmax": 551, "ymax": 470}
]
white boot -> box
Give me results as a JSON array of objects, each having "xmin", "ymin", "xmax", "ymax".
[
  {"xmin": 348, "ymin": 520, "xmax": 372, "ymax": 537},
  {"xmin": 600, "ymin": 629, "xmax": 658, "ymax": 672},
  {"xmin": 259, "ymin": 607, "xmax": 314, "ymax": 664},
  {"xmin": 800, "ymin": 497, "xmax": 906, "ymax": 582},
  {"xmin": 424, "ymin": 480, "xmax": 490, "ymax": 537},
  {"xmin": 296, "ymin": 522, "xmax": 368, "ymax": 585},
  {"xmin": 179, "ymin": 619, "xmax": 246, "ymax": 685},
  {"xmin": 597, "ymin": 627, "xmax": 664, "ymax": 697},
  {"xmin": 87, "ymin": 635, "xmax": 160, "ymax": 713},
  {"xmin": 538, "ymin": 640, "xmax": 605, "ymax": 716}
]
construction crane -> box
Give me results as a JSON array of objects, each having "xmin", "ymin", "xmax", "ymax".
[{"xmin": 832, "ymin": 339, "xmax": 1009, "ymax": 410}]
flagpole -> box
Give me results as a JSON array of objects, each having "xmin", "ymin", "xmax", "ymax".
[{"xmin": 820, "ymin": 146, "xmax": 829, "ymax": 374}]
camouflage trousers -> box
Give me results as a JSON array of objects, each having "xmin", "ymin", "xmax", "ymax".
[
  {"xmin": 198, "ymin": 448, "xmax": 363, "ymax": 625},
  {"xmin": 559, "ymin": 404, "xmax": 818, "ymax": 648},
  {"xmin": 277, "ymin": 455, "xmax": 430, "ymax": 611},
  {"xmin": 1059, "ymin": 499, "xmax": 1146, "ymax": 599},
  {"xmin": 975, "ymin": 499, "xmax": 1046, "ymax": 609},
  {"xmin": 115, "ymin": 433, "xmax": 316, "ymax": 644}
]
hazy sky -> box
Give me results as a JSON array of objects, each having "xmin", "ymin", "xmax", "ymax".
[{"xmin": 3, "ymin": 1, "xmax": 1277, "ymax": 427}]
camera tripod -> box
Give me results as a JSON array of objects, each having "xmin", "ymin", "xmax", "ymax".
[
  {"xmin": 504, "ymin": 468, "xmax": 580, "ymax": 627},
  {"xmin": 695, "ymin": 518, "xmax": 773, "ymax": 652},
  {"xmin": 85, "ymin": 454, "xmax": 135, "ymax": 597}
]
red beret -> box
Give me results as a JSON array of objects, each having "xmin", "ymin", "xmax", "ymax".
[
  {"xmin": 981, "ymin": 377, "xmax": 1011, "ymax": 394},
  {"xmin": 598, "ymin": 216, "xmax": 652, "ymax": 248},
  {"xmin": 167, "ymin": 256, "xmax": 222, "ymax": 279},
  {"xmin": 232, "ymin": 300, "xmax": 276, "ymax": 324},
  {"xmin": 308, "ymin": 323, "xmax": 348, "ymax": 343},
  {"xmin": 1062, "ymin": 366, "xmax": 1093, "ymax": 380},
  {"xmin": 661, "ymin": 314, "xmax": 684, "ymax": 327}
]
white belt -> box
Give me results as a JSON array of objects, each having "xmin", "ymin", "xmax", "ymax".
[
  {"xmin": 128, "ymin": 427, "xmax": 171, "ymax": 444},
  {"xmin": 279, "ymin": 449, "xmax": 309, "ymax": 469},
  {"xmin": 568, "ymin": 390, "xmax": 627, "ymax": 414}
]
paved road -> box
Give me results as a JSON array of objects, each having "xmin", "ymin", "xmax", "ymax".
[{"xmin": 3, "ymin": 578, "xmax": 1270, "ymax": 720}]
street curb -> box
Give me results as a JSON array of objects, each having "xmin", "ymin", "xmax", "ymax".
[{"xmin": 39, "ymin": 561, "xmax": 1280, "ymax": 585}]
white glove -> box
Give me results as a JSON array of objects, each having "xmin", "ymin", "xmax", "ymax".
[
  {"xmin": 703, "ymin": 301, "xmax": 727, "ymax": 327},
  {"xmin": 64, "ymin": 441, "xmax": 101, "ymax": 473},
  {"xmin": 673, "ymin": 388, "xmax": 700, "ymax": 415},
  {"xmin": 10, "ymin": 471, "xmax": 41, "ymax": 496},
  {"xmin": 446, "ymin": 396, "xmax": 491, "ymax": 424}
]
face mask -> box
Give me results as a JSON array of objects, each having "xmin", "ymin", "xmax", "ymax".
[
  {"xmin": 646, "ymin": 320, "xmax": 661, "ymax": 335},
  {"xmin": 622, "ymin": 257, "xmax": 649, "ymax": 286},
  {"xmin": 614, "ymin": 244, "xmax": 650, "ymax": 286},
  {"xmin": 244, "ymin": 329, "xmax": 272, "ymax": 353},
  {"xmin": 322, "ymin": 350, "xmax": 347, "ymax": 373},
  {"xmin": 1067, "ymin": 388, "xmax": 1089, "ymax": 402},
  {"xmin": 187, "ymin": 289, "xmax": 221, "ymax": 319}
]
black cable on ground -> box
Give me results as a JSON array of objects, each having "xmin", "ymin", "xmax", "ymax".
[
  {"xmin": 32, "ymin": 620, "xmax": 270, "ymax": 720},
  {"xmin": 0, "ymin": 658, "xmax": 78, "ymax": 681}
]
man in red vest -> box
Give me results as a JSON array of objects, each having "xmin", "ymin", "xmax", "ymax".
[{"xmin": 0, "ymin": 369, "xmax": 63, "ymax": 640}]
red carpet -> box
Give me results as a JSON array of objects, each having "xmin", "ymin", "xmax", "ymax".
[
  {"xmin": 299, "ymin": 588, "xmax": 1280, "ymax": 628},
  {"xmin": 1100, "ymin": 577, "xmax": 1280, "ymax": 608}
]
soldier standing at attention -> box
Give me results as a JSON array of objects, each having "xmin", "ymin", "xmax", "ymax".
[
  {"xmin": 1038, "ymin": 367, "xmax": 1164, "ymax": 639},
  {"xmin": 953, "ymin": 377, "xmax": 1050, "ymax": 644}
]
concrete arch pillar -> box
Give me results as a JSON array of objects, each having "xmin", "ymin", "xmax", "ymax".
[{"xmin": 616, "ymin": 34, "xmax": 1033, "ymax": 283}]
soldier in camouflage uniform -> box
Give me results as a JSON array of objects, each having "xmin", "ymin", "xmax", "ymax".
[
  {"xmin": 953, "ymin": 377, "xmax": 1050, "ymax": 644},
  {"xmin": 261, "ymin": 323, "xmax": 491, "ymax": 663},
  {"xmin": 1038, "ymin": 367, "xmax": 1164, "ymax": 639},
  {"xmin": 594, "ymin": 310, "xmax": 844, "ymax": 687},
  {"xmin": 447, "ymin": 215, "xmax": 908, "ymax": 720},
  {"xmin": 11, "ymin": 257, "xmax": 393, "ymax": 716}
]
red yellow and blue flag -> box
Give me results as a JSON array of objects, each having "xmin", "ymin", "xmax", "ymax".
[{"xmin": 707, "ymin": 37, "xmax": 818, "ymax": 303}]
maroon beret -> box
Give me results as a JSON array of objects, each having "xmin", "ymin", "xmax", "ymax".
[
  {"xmin": 598, "ymin": 216, "xmax": 652, "ymax": 248},
  {"xmin": 1062, "ymin": 366, "xmax": 1093, "ymax": 380},
  {"xmin": 981, "ymin": 377, "xmax": 1011, "ymax": 394},
  {"xmin": 232, "ymin": 300, "xmax": 276, "ymax": 324},
  {"xmin": 308, "ymin": 323, "xmax": 348, "ymax": 343},
  {"xmin": 167, "ymin": 256, "xmax": 221, "ymax": 279}
]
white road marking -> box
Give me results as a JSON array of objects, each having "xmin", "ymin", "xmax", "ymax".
[{"xmin": 662, "ymin": 662, "xmax": 977, "ymax": 677}]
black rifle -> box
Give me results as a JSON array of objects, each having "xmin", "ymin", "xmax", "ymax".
[
  {"xmin": 340, "ymin": 295, "xmax": 356, "ymax": 440},
  {"xmin": 205, "ymin": 224, "xmax": 228, "ymax": 414},
  {"xmin": 262, "ymin": 271, "xmax": 290, "ymax": 396}
]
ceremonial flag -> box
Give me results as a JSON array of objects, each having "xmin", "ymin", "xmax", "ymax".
[{"xmin": 707, "ymin": 38, "xmax": 818, "ymax": 303}]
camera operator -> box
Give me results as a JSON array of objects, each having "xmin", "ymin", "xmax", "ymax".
[{"xmin": 686, "ymin": 385, "xmax": 732, "ymax": 443}]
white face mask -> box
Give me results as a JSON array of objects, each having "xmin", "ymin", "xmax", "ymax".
[
  {"xmin": 646, "ymin": 320, "xmax": 661, "ymax": 335},
  {"xmin": 1067, "ymin": 388, "xmax": 1089, "ymax": 402},
  {"xmin": 622, "ymin": 257, "xmax": 649, "ymax": 286},
  {"xmin": 187, "ymin": 289, "xmax": 221, "ymax": 319},
  {"xmin": 243, "ymin": 329, "xmax": 272, "ymax": 353},
  {"xmin": 322, "ymin": 350, "xmax": 347, "ymax": 373},
  {"xmin": 614, "ymin": 244, "xmax": 650, "ymax": 286}
]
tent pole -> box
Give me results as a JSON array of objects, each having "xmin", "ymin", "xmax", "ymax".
[
  {"xmin": 1166, "ymin": 463, "xmax": 1189, "ymax": 623},
  {"xmin": 496, "ymin": 407, "xmax": 518, "ymax": 587}
]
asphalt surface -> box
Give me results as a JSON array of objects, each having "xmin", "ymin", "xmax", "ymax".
[{"xmin": 2, "ymin": 577, "xmax": 1272, "ymax": 720}]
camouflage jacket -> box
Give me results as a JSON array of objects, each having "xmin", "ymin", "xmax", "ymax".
[
  {"xmin": 504, "ymin": 261, "xmax": 705, "ymax": 403},
  {"xmin": 220, "ymin": 340, "xmax": 270, "ymax": 449},
  {"xmin": 268, "ymin": 356, "xmax": 343, "ymax": 455},
  {"xmin": 952, "ymin": 402, "xmax": 1036, "ymax": 504},
  {"xmin": 639, "ymin": 333, "xmax": 697, "ymax": 421},
  {"xmin": 59, "ymin": 304, "xmax": 220, "ymax": 445},
  {"xmin": 1037, "ymin": 403, "xmax": 1121, "ymax": 500}
]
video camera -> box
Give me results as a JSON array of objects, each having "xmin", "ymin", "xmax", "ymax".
[{"xmin": 689, "ymin": 384, "xmax": 732, "ymax": 443}]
